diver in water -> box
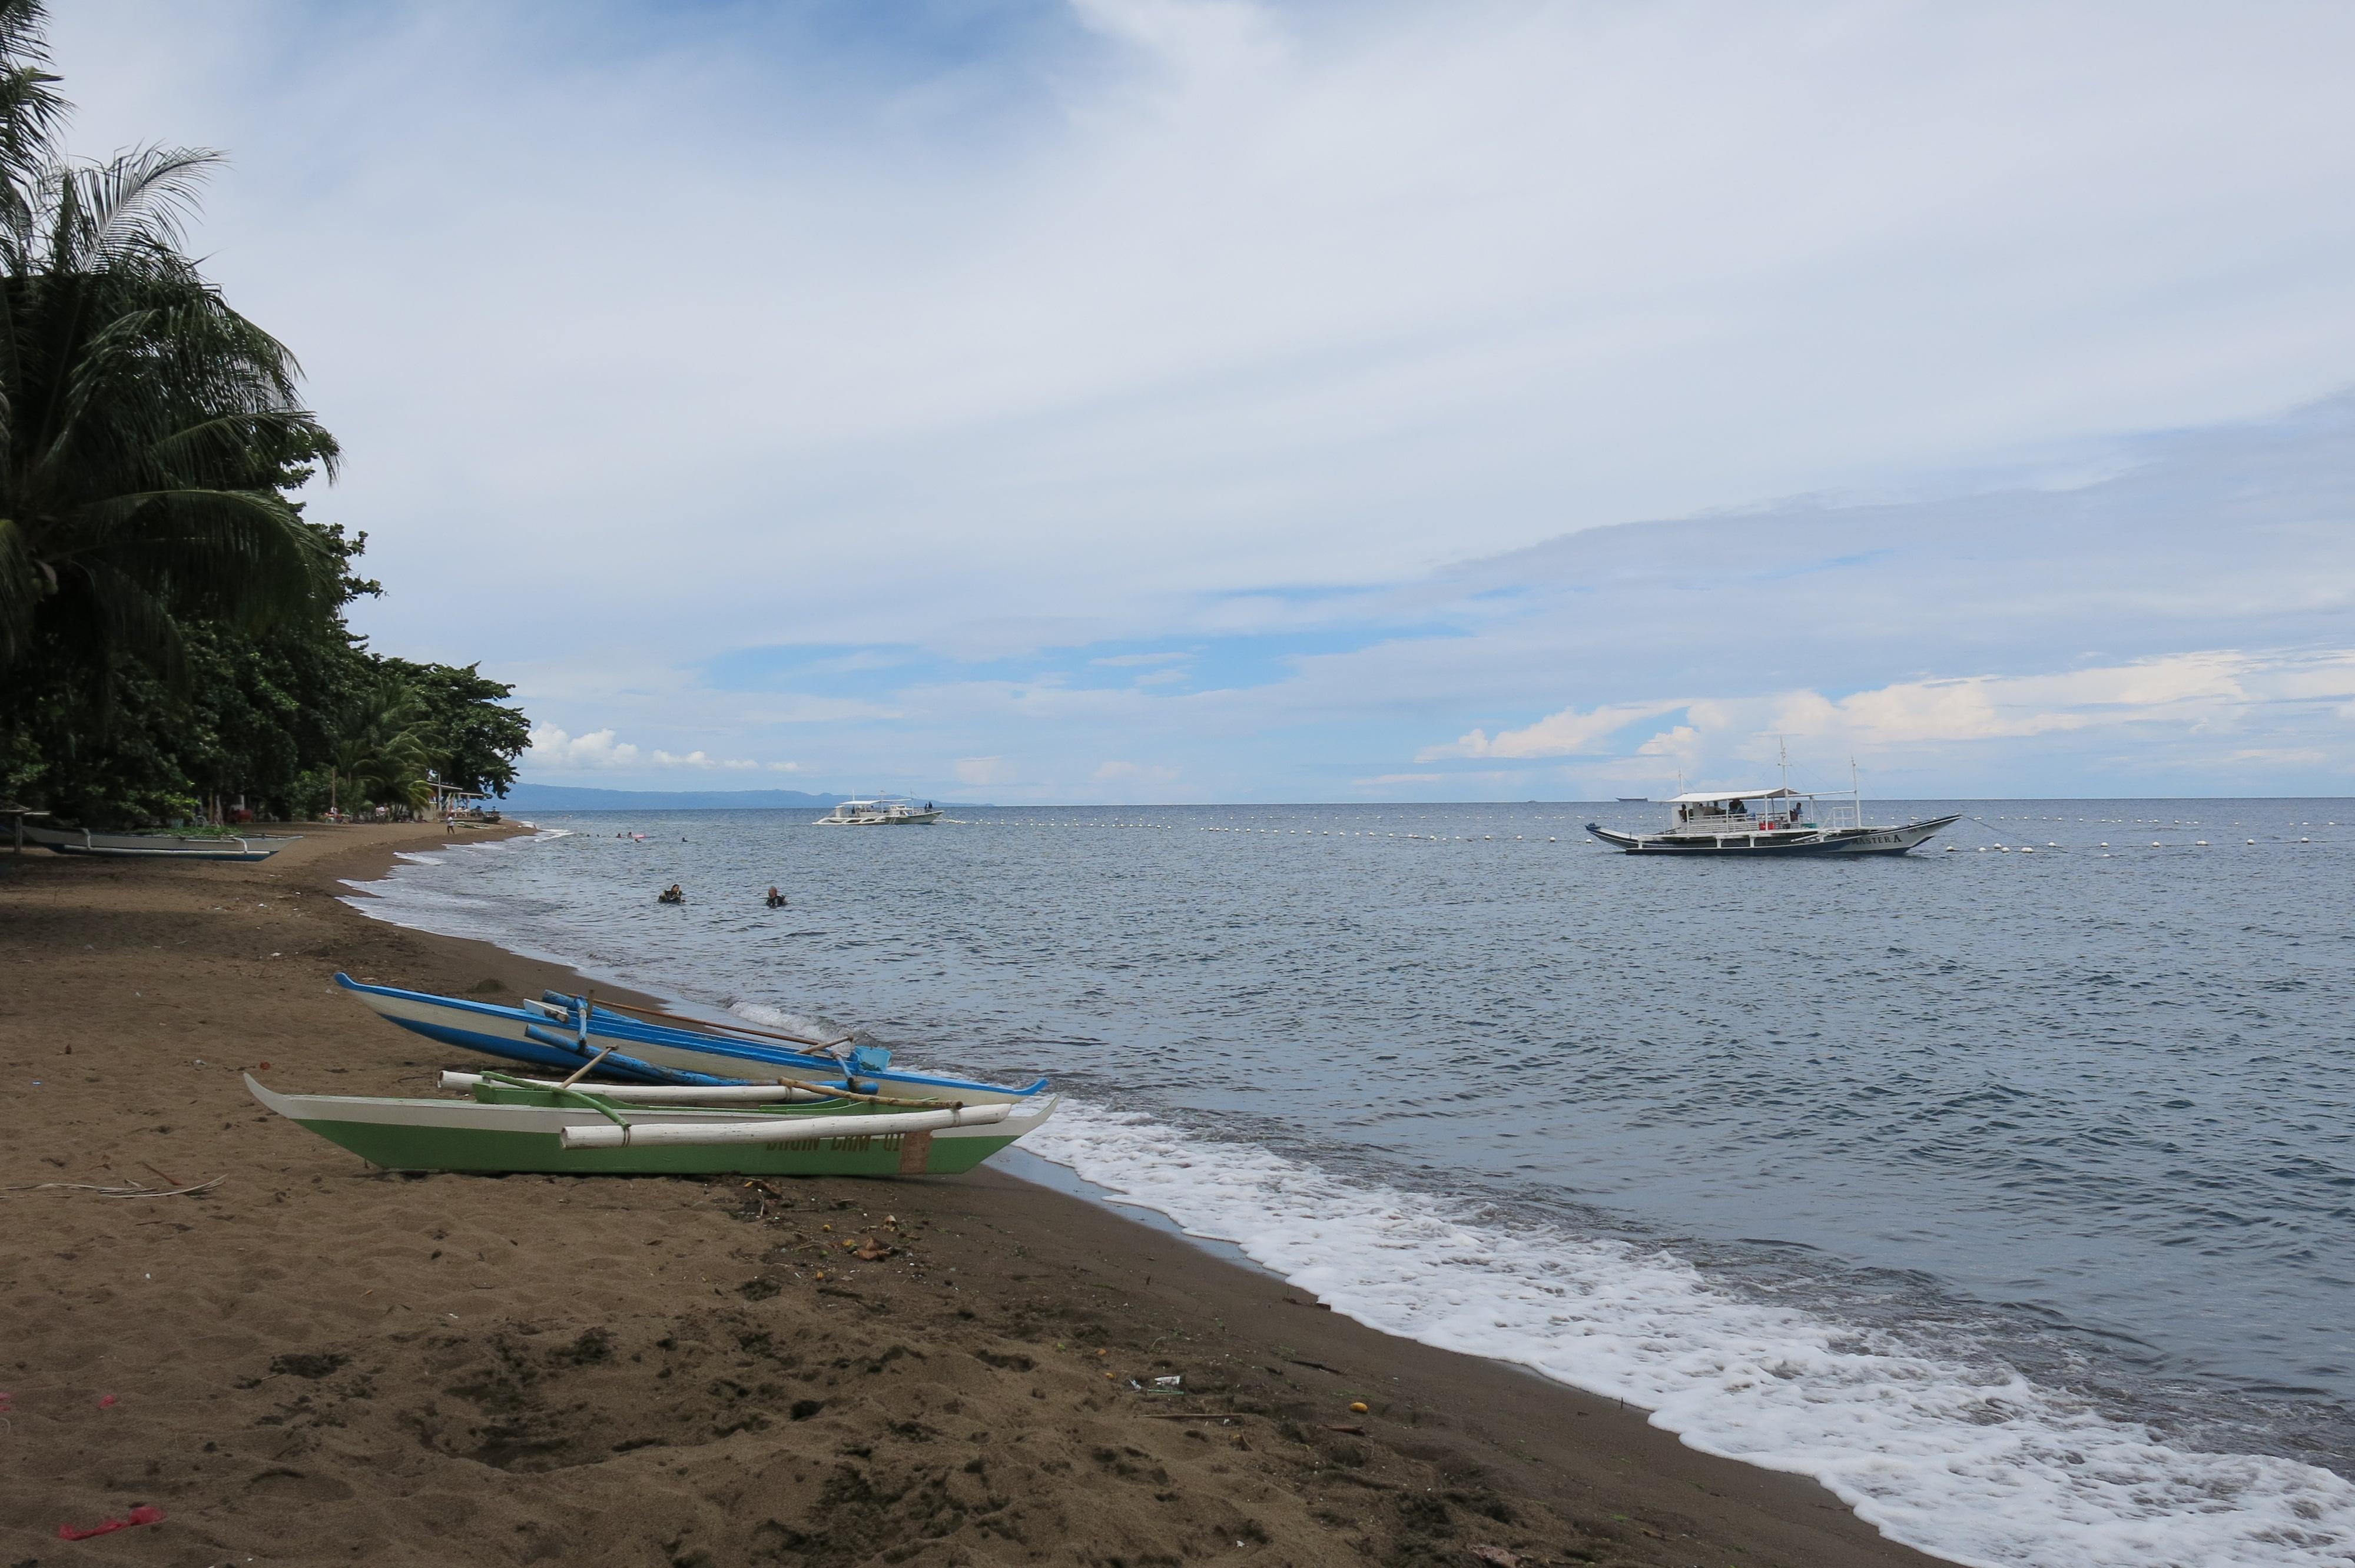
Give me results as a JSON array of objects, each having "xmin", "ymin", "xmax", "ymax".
[
  {"xmin": 658, "ymin": 883, "xmax": 685, "ymax": 904},
  {"xmin": 764, "ymin": 886, "xmax": 787, "ymax": 909}
]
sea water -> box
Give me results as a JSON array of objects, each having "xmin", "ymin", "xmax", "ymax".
[{"xmin": 351, "ymin": 800, "xmax": 2355, "ymax": 1567}]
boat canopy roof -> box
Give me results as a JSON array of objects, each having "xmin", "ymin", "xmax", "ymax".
[{"xmin": 1667, "ymin": 786, "xmax": 1802, "ymax": 803}]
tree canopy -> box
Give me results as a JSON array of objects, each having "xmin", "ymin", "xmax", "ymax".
[{"xmin": 0, "ymin": 0, "xmax": 525, "ymax": 825}]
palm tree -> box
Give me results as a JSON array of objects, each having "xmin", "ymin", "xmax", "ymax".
[
  {"xmin": 0, "ymin": 0, "xmax": 339, "ymax": 673},
  {"xmin": 328, "ymin": 678, "xmax": 436, "ymax": 815}
]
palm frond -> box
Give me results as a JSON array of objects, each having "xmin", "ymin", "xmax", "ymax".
[{"xmin": 72, "ymin": 145, "xmax": 221, "ymax": 267}]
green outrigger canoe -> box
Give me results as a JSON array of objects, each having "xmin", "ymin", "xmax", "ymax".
[{"xmin": 247, "ymin": 1071, "xmax": 1056, "ymax": 1177}]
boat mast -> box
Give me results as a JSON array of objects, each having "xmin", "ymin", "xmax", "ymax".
[{"xmin": 1850, "ymin": 756, "xmax": 1862, "ymax": 828}]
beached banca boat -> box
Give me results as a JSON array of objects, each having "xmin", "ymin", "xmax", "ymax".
[
  {"xmin": 1587, "ymin": 787, "xmax": 1959, "ymax": 856},
  {"xmin": 16, "ymin": 821, "xmax": 299, "ymax": 861},
  {"xmin": 248, "ymin": 1071, "xmax": 1054, "ymax": 1175},
  {"xmin": 335, "ymin": 974, "xmax": 1050, "ymax": 1103},
  {"xmin": 814, "ymin": 796, "xmax": 942, "ymax": 825}
]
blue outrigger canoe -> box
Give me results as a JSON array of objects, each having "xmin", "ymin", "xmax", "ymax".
[{"xmin": 334, "ymin": 974, "xmax": 1049, "ymax": 1104}]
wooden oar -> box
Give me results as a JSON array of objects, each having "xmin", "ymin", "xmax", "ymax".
[{"xmin": 556, "ymin": 1045, "xmax": 618, "ymax": 1089}]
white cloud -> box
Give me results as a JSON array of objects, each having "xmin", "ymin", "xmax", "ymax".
[
  {"xmin": 1414, "ymin": 649, "xmax": 2355, "ymax": 799},
  {"xmin": 52, "ymin": 1, "xmax": 2355, "ymax": 682},
  {"xmin": 525, "ymin": 725, "xmax": 639, "ymax": 769},
  {"xmin": 954, "ymin": 756, "xmax": 1016, "ymax": 786},
  {"xmin": 1421, "ymin": 702, "xmax": 1685, "ymax": 760},
  {"xmin": 1766, "ymin": 652, "xmax": 2291, "ymax": 749},
  {"xmin": 526, "ymin": 725, "xmax": 763, "ymax": 773}
]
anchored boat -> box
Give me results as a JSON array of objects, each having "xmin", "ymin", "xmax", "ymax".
[
  {"xmin": 1586, "ymin": 786, "xmax": 1958, "ymax": 856},
  {"xmin": 247, "ymin": 1071, "xmax": 1055, "ymax": 1176},
  {"xmin": 814, "ymin": 796, "xmax": 942, "ymax": 825}
]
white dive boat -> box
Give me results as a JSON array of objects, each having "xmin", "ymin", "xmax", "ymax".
[
  {"xmin": 814, "ymin": 796, "xmax": 942, "ymax": 826},
  {"xmin": 1586, "ymin": 786, "xmax": 1958, "ymax": 857}
]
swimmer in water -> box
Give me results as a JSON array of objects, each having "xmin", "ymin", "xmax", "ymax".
[
  {"xmin": 764, "ymin": 886, "xmax": 787, "ymax": 908},
  {"xmin": 658, "ymin": 883, "xmax": 684, "ymax": 904}
]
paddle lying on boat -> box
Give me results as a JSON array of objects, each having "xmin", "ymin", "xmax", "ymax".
[
  {"xmin": 335, "ymin": 974, "xmax": 1050, "ymax": 1103},
  {"xmin": 247, "ymin": 1071, "xmax": 1054, "ymax": 1176}
]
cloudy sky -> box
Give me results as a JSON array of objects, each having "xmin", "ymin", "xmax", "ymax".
[{"xmin": 59, "ymin": 0, "xmax": 2355, "ymax": 800}]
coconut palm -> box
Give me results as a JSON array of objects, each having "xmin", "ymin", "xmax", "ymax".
[
  {"xmin": 0, "ymin": 0, "xmax": 339, "ymax": 672},
  {"xmin": 327, "ymin": 679, "xmax": 437, "ymax": 814}
]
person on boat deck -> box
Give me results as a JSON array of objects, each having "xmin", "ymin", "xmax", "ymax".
[
  {"xmin": 1731, "ymin": 798, "xmax": 1748, "ymax": 815},
  {"xmin": 765, "ymin": 886, "xmax": 787, "ymax": 908},
  {"xmin": 658, "ymin": 883, "xmax": 684, "ymax": 903}
]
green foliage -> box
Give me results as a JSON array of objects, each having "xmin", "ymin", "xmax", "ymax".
[
  {"xmin": 381, "ymin": 659, "xmax": 530, "ymax": 798},
  {"xmin": 0, "ymin": 2, "xmax": 526, "ymax": 825}
]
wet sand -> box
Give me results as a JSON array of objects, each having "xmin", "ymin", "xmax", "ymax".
[{"xmin": 0, "ymin": 823, "xmax": 1945, "ymax": 1567}]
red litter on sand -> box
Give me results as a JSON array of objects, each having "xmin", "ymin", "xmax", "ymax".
[
  {"xmin": 57, "ymin": 1504, "xmax": 164, "ymax": 1540},
  {"xmin": 97, "ymin": 1393, "xmax": 117, "ymax": 1407}
]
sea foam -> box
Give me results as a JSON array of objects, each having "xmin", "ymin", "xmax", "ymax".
[{"xmin": 1027, "ymin": 1104, "xmax": 2355, "ymax": 1568}]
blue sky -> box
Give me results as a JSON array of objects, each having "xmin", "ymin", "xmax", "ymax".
[{"xmin": 58, "ymin": 1, "xmax": 2355, "ymax": 799}]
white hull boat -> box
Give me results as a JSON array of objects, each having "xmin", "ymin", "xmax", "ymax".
[
  {"xmin": 1587, "ymin": 775, "xmax": 1957, "ymax": 858},
  {"xmin": 815, "ymin": 796, "xmax": 941, "ymax": 825}
]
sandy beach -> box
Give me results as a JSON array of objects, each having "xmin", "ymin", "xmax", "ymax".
[{"xmin": 0, "ymin": 824, "xmax": 1942, "ymax": 1567}]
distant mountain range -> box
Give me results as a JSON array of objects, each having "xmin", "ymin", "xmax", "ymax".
[{"xmin": 499, "ymin": 783, "xmax": 854, "ymax": 812}]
